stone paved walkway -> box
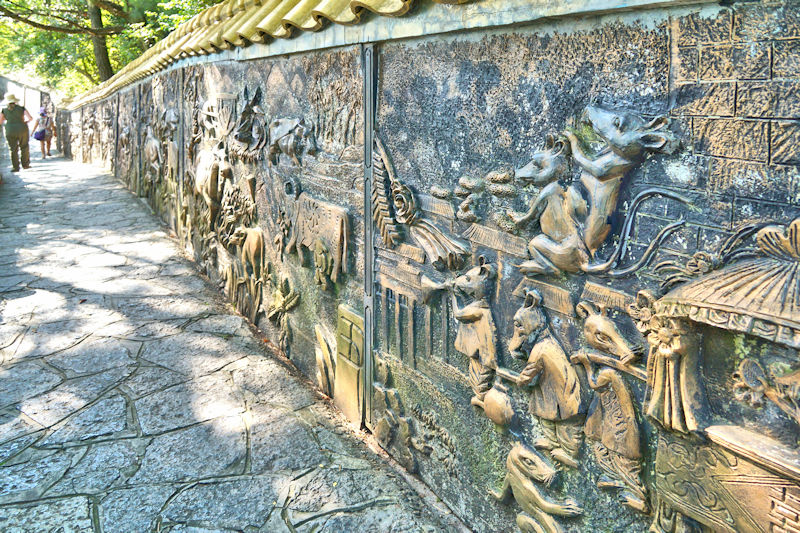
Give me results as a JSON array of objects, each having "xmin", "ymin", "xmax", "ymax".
[{"xmin": 0, "ymin": 155, "xmax": 453, "ymax": 532}]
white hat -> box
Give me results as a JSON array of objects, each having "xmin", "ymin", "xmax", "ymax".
[{"xmin": 4, "ymin": 93, "xmax": 19, "ymax": 104}]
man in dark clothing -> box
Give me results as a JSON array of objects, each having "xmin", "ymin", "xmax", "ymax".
[{"xmin": 0, "ymin": 93, "xmax": 33, "ymax": 172}]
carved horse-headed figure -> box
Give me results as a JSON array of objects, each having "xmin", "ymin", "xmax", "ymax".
[
  {"xmin": 267, "ymin": 118, "xmax": 317, "ymax": 166},
  {"xmin": 572, "ymin": 301, "xmax": 648, "ymax": 513},
  {"xmin": 516, "ymin": 106, "xmax": 683, "ymax": 277}
]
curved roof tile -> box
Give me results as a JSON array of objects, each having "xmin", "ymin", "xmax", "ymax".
[{"xmin": 69, "ymin": 0, "xmax": 445, "ymax": 107}]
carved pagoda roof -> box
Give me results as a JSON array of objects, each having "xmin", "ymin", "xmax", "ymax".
[{"xmin": 657, "ymin": 218, "xmax": 800, "ymax": 349}]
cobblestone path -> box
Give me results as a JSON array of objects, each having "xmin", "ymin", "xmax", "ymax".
[{"xmin": 0, "ymin": 157, "xmax": 452, "ymax": 532}]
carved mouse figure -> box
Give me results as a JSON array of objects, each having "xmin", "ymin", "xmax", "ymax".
[
  {"xmin": 449, "ymin": 256, "xmax": 500, "ymax": 408},
  {"xmin": 518, "ymin": 106, "xmax": 682, "ymax": 277},
  {"xmin": 566, "ymin": 106, "xmax": 679, "ymax": 255},
  {"xmin": 508, "ymin": 289, "xmax": 586, "ymax": 468},
  {"xmin": 577, "ymin": 301, "xmax": 642, "ymax": 365},
  {"xmin": 492, "ymin": 442, "xmax": 583, "ymax": 533},
  {"xmin": 512, "ymin": 135, "xmax": 581, "ymax": 233}
]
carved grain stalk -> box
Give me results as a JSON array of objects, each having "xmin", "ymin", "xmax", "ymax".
[{"xmin": 372, "ymin": 136, "xmax": 402, "ymax": 247}]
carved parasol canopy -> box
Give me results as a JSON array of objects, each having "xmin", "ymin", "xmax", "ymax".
[{"xmin": 656, "ymin": 218, "xmax": 800, "ymax": 351}]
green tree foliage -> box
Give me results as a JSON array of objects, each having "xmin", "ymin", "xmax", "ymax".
[{"xmin": 0, "ymin": 0, "xmax": 216, "ymax": 97}]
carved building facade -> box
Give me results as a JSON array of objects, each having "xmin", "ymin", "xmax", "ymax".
[{"xmin": 67, "ymin": 1, "xmax": 800, "ymax": 531}]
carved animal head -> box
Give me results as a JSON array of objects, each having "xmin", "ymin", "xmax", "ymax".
[
  {"xmin": 163, "ymin": 108, "xmax": 179, "ymax": 137},
  {"xmin": 298, "ymin": 119, "xmax": 318, "ymax": 156},
  {"xmin": 575, "ymin": 301, "xmax": 643, "ymax": 364},
  {"xmin": 283, "ymin": 177, "xmax": 301, "ymax": 200},
  {"xmin": 582, "ymin": 106, "xmax": 679, "ymax": 161},
  {"xmin": 453, "ymin": 255, "xmax": 495, "ymax": 299},
  {"xmin": 508, "ymin": 289, "xmax": 548, "ymax": 359},
  {"xmin": 507, "ymin": 442, "xmax": 557, "ymax": 486},
  {"xmin": 516, "ymin": 134, "xmax": 570, "ymax": 185},
  {"xmin": 228, "ymin": 226, "xmax": 248, "ymax": 247}
]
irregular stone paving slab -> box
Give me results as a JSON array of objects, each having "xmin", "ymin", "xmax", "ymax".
[
  {"xmin": 47, "ymin": 337, "xmax": 138, "ymax": 376},
  {"xmin": 0, "ymin": 496, "xmax": 94, "ymax": 532},
  {"xmin": 134, "ymin": 373, "xmax": 244, "ymax": 435},
  {"xmin": 41, "ymin": 395, "xmax": 129, "ymax": 445},
  {"xmin": 0, "ymin": 158, "xmax": 452, "ymax": 531}
]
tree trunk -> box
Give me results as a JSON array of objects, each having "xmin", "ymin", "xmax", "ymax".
[{"xmin": 87, "ymin": 0, "xmax": 114, "ymax": 81}]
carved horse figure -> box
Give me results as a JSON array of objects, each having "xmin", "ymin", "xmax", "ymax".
[{"xmin": 515, "ymin": 106, "xmax": 686, "ymax": 277}]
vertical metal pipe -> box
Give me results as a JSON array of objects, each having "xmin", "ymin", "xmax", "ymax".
[{"xmin": 362, "ymin": 43, "xmax": 377, "ymax": 429}]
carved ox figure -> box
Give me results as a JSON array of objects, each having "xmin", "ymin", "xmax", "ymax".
[
  {"xmin": 283, "ymin": 182, "xmax": 348, "ymax": 285},
  {"xmin": 268, "ymin": 118, "xmax": 317, "ymax": 166}
]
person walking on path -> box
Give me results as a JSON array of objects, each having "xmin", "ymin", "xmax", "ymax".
[
  {"xmin": 31, "ymin": 107, "xmax": 56, "ymax": 159},
  {"xmin": 0, "ymin": 93, "xmax": 32, "ymax": 172}
]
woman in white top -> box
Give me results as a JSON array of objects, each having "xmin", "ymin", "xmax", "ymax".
[{"xmin": 31, "ymin": 107, "xmax": 56, "ymax": 159}]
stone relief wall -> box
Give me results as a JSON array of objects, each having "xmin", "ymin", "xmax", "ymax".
[{"xmin": 67, "ymin": 2, "xmax": 800, "ymax": 532}]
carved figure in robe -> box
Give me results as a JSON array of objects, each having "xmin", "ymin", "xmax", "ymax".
[
  {"xmin": 424, "ymin": 257, "xmax": 500, "ymax": 407},
  {"xmin": 572, "ymin": 301, "xmax": 647, "ymax": 512},
  {"xmin": 161, "ymin": 108, "xmax": 180, "ymax": 182},
  {"xmin": 508, "ymin": 290, "xmax": 586, "ymax": 468},
  {"xmin": 629, "ymin": 292, "xmax": 709, "ymax": 435},
  {"xmin": 143, "ymin": 125, "xmax": 162, "ymax": 186},
  {"xmin": 450, "ymin": 256, "xmax": 499, "ymax": 407},
  {"xmin": 492, "ymin": 442, "xmax": 583, "ymax": 533}
]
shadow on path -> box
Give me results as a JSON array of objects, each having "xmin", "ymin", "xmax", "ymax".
[{"xmin": 0, "ymin": 151, "xmax": 456, "ymax": 532}]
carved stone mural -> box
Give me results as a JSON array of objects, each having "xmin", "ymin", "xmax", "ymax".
[{"xmin": 68, "ymin": 2, "xmax": 800, "ymax": 532}]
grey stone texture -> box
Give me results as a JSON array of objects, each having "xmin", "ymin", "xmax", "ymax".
[{"xmin": 0, "ymin": 158, "xmax": 449, "ymax": 531}]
